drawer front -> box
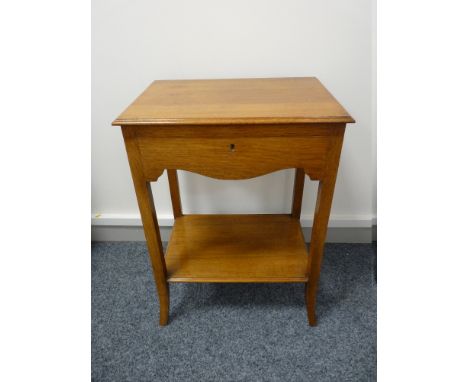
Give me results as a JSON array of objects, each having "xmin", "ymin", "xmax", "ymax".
[{"xmin": 129, "ymin": 125, "xmax": 344, "ymax": 180}]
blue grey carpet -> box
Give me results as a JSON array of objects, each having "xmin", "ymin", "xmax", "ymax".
[{"xmin": 92, "ymin": 242, "xmax": 376, "ymax": 381}]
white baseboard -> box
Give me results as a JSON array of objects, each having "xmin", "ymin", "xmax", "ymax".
[
  {"xmin": 91, "ymin": 213, "xmax": 377, "ymax": 243},
  {"xmin": 91, "ymin": 213, "xmax": 374, "ymax": 228}
]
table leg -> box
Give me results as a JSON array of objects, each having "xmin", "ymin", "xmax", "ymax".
[
  {"xmin": 167, "ymin": 169, "xmax": 183, "ymax": 218},
  {"xmin": 305, "ymin": 178, "xmax": 337, "ymax": 325},
  {"xmin": 134, "ymin": 181, "xmax": 170, "ymax": 326},
  {"xmin": 122, "ymin": 127, "xmax": 170, "ymax": 326},
  {"xmin": 305, "ymin": 132, "xmax": 344, "ymax": 326},
  {"xmin": 291, "ymin": 168, "xmax": 305, "ymax": 219}
]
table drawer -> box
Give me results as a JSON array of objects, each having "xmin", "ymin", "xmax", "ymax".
[{"xmin": 134, "ymin": 131, "xmax": 339, "ymax": 180}]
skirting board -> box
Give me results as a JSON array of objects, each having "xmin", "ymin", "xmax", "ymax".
[{"xmin": 91, "ymin": 214, "xmax": 377, "ymax": 243}]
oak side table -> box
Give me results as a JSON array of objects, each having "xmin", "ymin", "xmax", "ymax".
[{"xmin": 112, "ymin": 77, "xmax": 354, "ymax": 326}]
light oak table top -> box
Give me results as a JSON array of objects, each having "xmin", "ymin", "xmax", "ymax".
[{"xmin": 113, "ymin": 77, "xmax": 354, "ymax": 126}]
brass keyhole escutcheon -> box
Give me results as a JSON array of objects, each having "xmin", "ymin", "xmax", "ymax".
[{"xmin": 229, "ymin": 143, "xmax": 236, "ymax": 152}]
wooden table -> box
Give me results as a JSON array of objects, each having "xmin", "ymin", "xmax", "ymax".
[{"xmin": 112, "ymin": 77, "xmax": 354, "ymax": 326}]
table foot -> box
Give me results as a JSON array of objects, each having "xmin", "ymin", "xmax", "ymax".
[
  {"xmin": 305, "ymin": 282, "xmax": 317, "ymax": 326},
  {"xmin": 158, "ymin": 284, "xmax": 170, "ymax": 326}
]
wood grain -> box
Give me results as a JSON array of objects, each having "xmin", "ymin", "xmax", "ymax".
[
  {"xmin": 112, "ymin": 78, "xmax": 354, "ymax": 126},
  {"xmin": 131, "ymin": 125, "xmax": 344, "ymax": 180},
  {"xmin": 165, "ymin": 214, "xmax": 308, "ymax": 283}
]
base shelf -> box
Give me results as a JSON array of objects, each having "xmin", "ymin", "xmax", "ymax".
[{"xmin": 165, "ymin": 214, "xmax": 308, "ymax": 283}]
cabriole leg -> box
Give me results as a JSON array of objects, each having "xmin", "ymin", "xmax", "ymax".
[
  {"xmin": 305, "ymin": 131, "xmax": 344, "ymax": 326},
  {"xmin": 122, "ymin": 127, "xmax": 170, "ymax": 326}
]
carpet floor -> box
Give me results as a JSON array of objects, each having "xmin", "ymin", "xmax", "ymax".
[{"xmin": 92, "ymin": 242, "xmax": 376, "ymax": 382}]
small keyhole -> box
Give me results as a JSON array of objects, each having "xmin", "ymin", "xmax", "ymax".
[{"xmin": 229, "ymin": 143, "xmax": 236, "ymax": 152}]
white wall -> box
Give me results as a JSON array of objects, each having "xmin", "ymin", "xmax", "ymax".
[{"xmin": 92, "ymin": 0, "xmax": 375, "ymax": 229}]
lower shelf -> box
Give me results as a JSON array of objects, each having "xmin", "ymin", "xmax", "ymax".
[{"xmin": 165, "ymin": 214, "xmax": 308, "ymax": 283}]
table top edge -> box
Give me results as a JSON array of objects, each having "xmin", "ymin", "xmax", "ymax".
[{"xmin": 112, "ymin": 116, "xmax": 355, "ymax": 126}]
